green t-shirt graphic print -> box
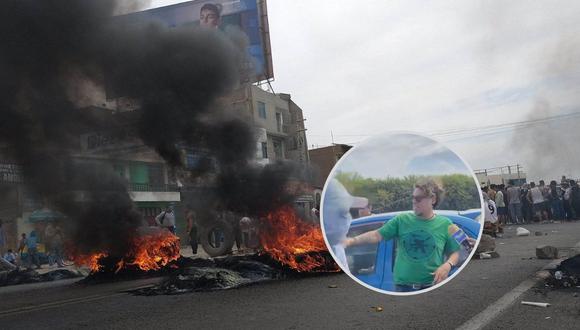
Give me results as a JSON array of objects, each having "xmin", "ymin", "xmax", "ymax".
[{"xmin": 377, "ymin": 213, "xmax": 460, "ymax": 285}]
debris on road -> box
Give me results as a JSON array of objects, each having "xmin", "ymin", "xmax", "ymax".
[
  {"xmin": 474, "ymin": 234, "xmax": 499, "ymax": 259},
  {"xmin": 544, "ymin": 255, "xmax": 580, "ymax": 289},
  {"xmin": 516, "ymin": 227, "xmax": 531, "ymax": 237},
  {"xmin": 0, "ymin": 268, "xmax": 83, "ymax": 287},
  {"xmin": 130, "ymin": 254, "xmax": 339, "ymax": 296},
  {"xmin": 536, "ymin": 245, "xmax": 559, "ymax": 259},
  {"xmin": 371, "ymin": 306, "xmax": 383, "ymax": 312},
  {"xmin": 521, "ymin": 301, "xmax": 550, "ymax": 307},
  {"xmin": 328, "ymin": 284, "xmax": 338, "ymax": 288}
]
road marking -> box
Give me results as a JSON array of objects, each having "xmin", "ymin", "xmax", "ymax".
[
  {"xmin": 0, "ymin": 292, "xmax": 127, "ymax": 317},
  {"xmin": 455, "ymin": 260, "xmax": 560, "ymax": 330}
]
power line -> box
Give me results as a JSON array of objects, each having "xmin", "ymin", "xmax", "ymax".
[{"xmin": 309, "ymin": 110, "xmax": 580, "ymax": 147}]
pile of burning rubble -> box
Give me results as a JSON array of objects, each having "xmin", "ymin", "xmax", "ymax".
[{"xmin": 71, "ymin": 206, "xmax": 338, "ymax": 294}]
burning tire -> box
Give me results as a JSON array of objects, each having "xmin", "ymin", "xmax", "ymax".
[{"xmin": 200, "ymin": 221, "xmax": 235, "ymax": 257}]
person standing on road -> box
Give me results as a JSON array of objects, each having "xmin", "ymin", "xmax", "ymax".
[
  {"xmin": 343, "ymin": 178, "xmax": 460, "ymax": 292},
  {"xmin": 506, "ymin": 182, "xmax": 522, "ymax": 224},
  {"xmin": 44, "ymin": 222, "xmax": 56, "ymax": 266},
  {"xmin": 25, "ymin": 231, "xmax": 41, "ymax": 269},
  {"xmin": 495, "ymin": 186, "xmax": 506, "ymax": 226},
  {"xmin": 570, "ymin": 180, "xmax": 580, "ymax": 221},
  {"xmin": 563, "ymin": 181, "xmax": 573, "ymax": 220},
  {"xmin": 527, "ymin": 182, "xmax": 544, "ymax": 222},
  {"xmin": 483, "ymin": 192, "xmax": 499, "ymax": 237},
  {"xmin": 0, "ymin": 219, "xmax": 7, "ymax": 256},
  {"xmin": 185, "ymin": 207, "xmax": 198, "ymax": 255},
  {"xmin": 539, "ymin": 180, "xmax": 552, "ymax": 220},
  {"xmin": 549, "ymin": 180, "xmax": 563, "ymax": 220},
  {"xmin": 155, "ymin": 206, "xmax": 176, "ymax": 234},
  {"xmin": 51, "ymin": 225, "xmax": 65, "ymax": 267}
]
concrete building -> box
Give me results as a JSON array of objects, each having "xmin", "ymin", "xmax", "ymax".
[
  {"xmin": 309, "ymin": 144, "xmax": 352, "ymax": 189},
  {"xmin": 230, "ymin": 85, "xmax": 309, "ymax": 166}
]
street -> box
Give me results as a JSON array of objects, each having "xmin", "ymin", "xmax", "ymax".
[{"xmin": 1, "ymin": 222, "xmax": 580, "ymax": 330}]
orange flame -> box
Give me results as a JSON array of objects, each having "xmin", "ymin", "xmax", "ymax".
[
  {"xmin": 260, "ymin": 205, "xmax": 337, "ymax": 272},
  {"xmin": 72, "ymin": 228, "xmax": 180, "ymax": 273}
]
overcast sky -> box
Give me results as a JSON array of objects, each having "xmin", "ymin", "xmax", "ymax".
[
  {"xmin": 336, "ymin": 133, "xmax": 471, "ymax": 179},
  {"xmin": 148, "ymin": 0, "xmax": 580, "ymax": 181}
]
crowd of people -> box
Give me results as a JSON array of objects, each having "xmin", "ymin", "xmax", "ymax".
[
  {"xmin": 482, "ymin": 176, "xmax": 580, "ymax": 235},
  {"xmin": 1, "ymin": 221, "xmax": 66, "ymax": 270}
]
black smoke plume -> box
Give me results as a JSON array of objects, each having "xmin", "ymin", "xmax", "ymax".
[{"xmin": 0, "ymin": 0, "xmax": 299, "ymax": 259}]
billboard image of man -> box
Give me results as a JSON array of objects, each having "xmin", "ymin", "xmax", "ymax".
[
  {"xmin": 342, "ymin": 178, "xmax": 461, "ymax": 292},
  {"xmin": 199, "ymin": 3, "xmax": 221, "ymax": 29}
]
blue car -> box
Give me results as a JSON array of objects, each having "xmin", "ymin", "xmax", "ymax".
[{"xmin": 345, "ymin": 210, "xmax": 481, "ymax": 291}]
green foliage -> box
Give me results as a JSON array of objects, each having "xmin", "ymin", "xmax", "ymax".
[{"xmin": 334, "ymin": 171, "xmax": 480, "ymax": 213}]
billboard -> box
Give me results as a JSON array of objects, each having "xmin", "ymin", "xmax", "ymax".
[{"xmin": 115, "ymin": 0, "xmax": 273, "ymax": 84}]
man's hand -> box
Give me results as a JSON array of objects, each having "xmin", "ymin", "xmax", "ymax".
[
  {"xmin": 341, "ymin": 237, "xmax": 355, "ymax": 248},
  {"xmin": 431, "ymin": 262, "xmax": 452, "ymax": 284}
]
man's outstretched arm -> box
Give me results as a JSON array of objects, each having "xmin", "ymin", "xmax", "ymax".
[{"xmin": 343, "ymin": 230, "xmax": 383, "ymax": 248}]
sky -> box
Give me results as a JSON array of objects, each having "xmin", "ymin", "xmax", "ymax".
[
  {"xmin": 336, "ymin": 133, "xmax": 471, "ymax": 179},
  {"xmin": 145, "ymin": 0, "xmax": 580, "ymax": 181}
]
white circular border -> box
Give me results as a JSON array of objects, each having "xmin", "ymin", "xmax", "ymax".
[{"xmin": 319, "ymin": 130, "xmax": 485, "ymax": 296}]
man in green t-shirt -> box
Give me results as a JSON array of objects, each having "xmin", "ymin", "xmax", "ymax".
[{"xmin": 343, "ymin": 178, "xmax": 460, "ymax": 292}]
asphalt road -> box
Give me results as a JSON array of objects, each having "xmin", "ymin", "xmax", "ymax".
[{"xmin": 1, "ymin": 222, "xmax": 580, "ymax": 330}]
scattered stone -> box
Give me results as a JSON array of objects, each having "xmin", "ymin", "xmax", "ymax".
[
  {"xmin": 517, "ymin": 227, "xmax": 531, "ymax": 236},
  {"xmin": 371, "ymin": 306, "xmax": 383, "ymax": 312},
  {"xmin": 488, "ymin": 251, "xmax": 500, "ymax": 258},
  {"xmin": 573, "ymin": 293, "xmax": 578, "ymax": 298},
  {"xmin": 569, "ymin": 243, "xmax": 580, "ymax": 258},
  {"xmin": 476, "ymin": 234, "xmax": 496, "ymax": 253},
  {"xmin": 545, "ymin": 316, "xmax": 551, "ymax": 320},
  {"xmin": 536, "ymin": 245, "xmax": 559, "ymax": 259},
  {"xmin": 328, "ymin": 284, "xmax": 338, "ymax": 288}
]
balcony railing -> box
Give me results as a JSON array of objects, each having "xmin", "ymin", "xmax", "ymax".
[{"xmin": 129, "ymin": 182, "xmax": 179, "ymax": 192}]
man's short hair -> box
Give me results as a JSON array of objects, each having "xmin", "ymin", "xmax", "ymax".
[
  {"xmin": 415, "ymin": 178, "xmax": 445, "ymax": 208},
  {"xmin": 530, "ymin": 182, "xmax": 536, "ymax": 187},
  {"xmin": 200, "ymin": 3, "xmax": 221, "ymax": 17}
]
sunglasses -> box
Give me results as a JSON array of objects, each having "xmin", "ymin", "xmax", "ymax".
[{"xmin": 412, "ymin": 194, "xmax": 431, "ymax": 202}]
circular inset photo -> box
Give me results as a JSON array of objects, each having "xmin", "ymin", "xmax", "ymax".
[{"xmin": 321, "ymin": 132, "xmax": 483, "ymax": 295}]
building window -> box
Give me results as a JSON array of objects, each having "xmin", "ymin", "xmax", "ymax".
[
  {"xmin": 273, "ymin": 140, "xmax": 283, "ymax": 159},
  {"xmin": 257, "ymin": 101, "xmax": 266, "ymax": 119},
  {"xmin": 276, "ymin": 112, "xmax": 282, "ymax": 132},
  {"xmin": 261, "ymin": 142, "xmax": 268, "ymax": 158}
]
